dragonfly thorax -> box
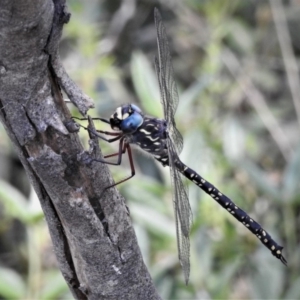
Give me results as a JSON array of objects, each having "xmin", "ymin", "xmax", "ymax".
[
  {"xmin": 109, "ymin": 104, "xmax": 144, "ymax": 133},
  {"xmin": 128, "ymin": 116, "xmax": 169, "ymax": 164}
]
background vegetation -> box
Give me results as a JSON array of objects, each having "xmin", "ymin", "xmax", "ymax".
[{"xmin": 0, "ymin": 0, "xmax": 300, "ymax": 299}]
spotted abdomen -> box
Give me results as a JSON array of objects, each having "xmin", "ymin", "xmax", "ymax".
[{"xmin": 175, "ymin": 161, "xmax": 286, "ymax": 264}]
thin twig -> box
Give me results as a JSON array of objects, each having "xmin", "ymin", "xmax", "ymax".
[
  {"xmin": 222, "ymin": 48, "xmax": 293, "ymax": 162},
  {"xmin": 270, "ymin": 0, "xmax": 300, "ymax": 128}
]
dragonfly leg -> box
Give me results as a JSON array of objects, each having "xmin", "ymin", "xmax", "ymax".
[
  {"xmin": 85, "ymin": 125, "xmax": 136, "ymax": 189},
  {"xmin": 74, "ymin": 116, "xmax": 135, "ymax": 203},
  {"xmin": 72, "ymin": 116, "xmax": 110, "ymax": 125},
  {"xmin": 99, "ymin": 143, "xmax": 136, "ymax": 204},
  {"xmin": 72, "ymin": 116, "xmax": 122, "ymax": 138},
  {"xmin": 89, "ymin": 137, "xmax": 125, "ymax": 166},
  {"xmin": 102, "ymin": 139, "xmax": 127, "ymax": 161},
  {"xmin": 103, "ymin": 143, "xmax": 135, "ymax": 188},
  {"xmin": 96, "ymin": 129, "xmax": 121, "ymax": 136},
  {"xmin": 75, "ymin": 121, "xmax": 123, "ymax": 143}
]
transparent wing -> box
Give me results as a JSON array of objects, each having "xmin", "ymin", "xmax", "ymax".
[
  {"xmin": 166, "ymin": 136, "xmax": 192, "ymax": 284},
  {"xmin": 154, "ymin": 8, "xmax": 191, "ymax": 284},
  {"xmin": 154, "ymin": 8, "xmax": 183, "ymax": 154}
]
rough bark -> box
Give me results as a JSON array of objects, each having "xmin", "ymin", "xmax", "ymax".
[{"xmin": 0, "ymin": 1, "xmax": 161, "ymax": 299}]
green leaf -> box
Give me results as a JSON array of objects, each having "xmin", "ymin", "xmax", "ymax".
[
  {"xmin": 0, "ymin": 266, "xmax": 26, "ymax": 298},
  {"xmin": 250, "ymin": 248, "xmax": 285, "ymax": 299},
  {"xmin": 284, "ymin": 276, "xmax": 300, "ymax": 300},
  {"xmin": 130, "ymin": 203, "xmax": 175, "ymax": 237},
  {"xmin": 239, "ymin": 159, "xmax": 281, "ymax": 200},
  {"xmin": 177, "ymin": 76, "xmax": 211, "ymax": 118},
  {"xmin": 226, "ymin": 20, "xmax": 254, "ymax": 54},
  {"xmin": 156, "ymin": 276, "xmax": 173, "ymax": 299},
  {"xmin": 134, "ymin": 224, "xmax": 150, "ymax": 266},
  {"xmin": 193, "ymin": 227, "xmax": 214, "ymax": 282},
  {"xmin": 0, "ymin": 180, "xmax": 43, "ymax": 224},
  {"xmin": 0, "ymin": 179, "xmax": 29, "ymax": 222},
  {"xmin": 282, "ymin": 141, "xmax": 300, "ymax": 202},
  {"xmin": 130, "ymin": 51, "xmax": 163, "ymax": 117},
  {"xmin": 40, "ymin": 271, "xmax": 69, "ymax": 300},
  {"xmin": 222, "ymin": 116, "xmax": 246, "ymax": 160}
]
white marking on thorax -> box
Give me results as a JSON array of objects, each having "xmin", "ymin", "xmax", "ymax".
[
  {"xmin": 146, "ymin": 136, "xmax": 159, "ymax": 141},
  {"xmin": 123, "ymin": 112, "xmax": 129, "ymax": 119},
  {"xmin": 139, "ymin": 129, "xmax": 151, "ymax": 135},
  {"xmin": 116, "ymin": 107, "xmax": 122, "ymax": 120}
]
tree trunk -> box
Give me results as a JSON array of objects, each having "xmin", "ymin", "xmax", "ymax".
[{"xmin": 0, "ymin": 1, "xmax": 161, "ymax": 299}]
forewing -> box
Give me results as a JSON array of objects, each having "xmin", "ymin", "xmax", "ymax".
[
  {"xmin": 154, "ymin": 8, "xmax": 183, "ymax": 154},
  {"xmin": 154, "ymin": 8, "xmax": 191, "ymax": 283}
]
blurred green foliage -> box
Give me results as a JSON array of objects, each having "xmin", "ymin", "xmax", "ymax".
[{"xmin": 1, "ymin": 0, "xmax": 300, "ymax": 299}]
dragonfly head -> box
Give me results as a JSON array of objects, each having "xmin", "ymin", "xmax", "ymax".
[{"xmin": 110, "ymin": 104, "xmax": 144, "ymax": 133}]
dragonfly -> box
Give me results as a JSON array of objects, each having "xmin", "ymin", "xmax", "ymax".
[{"xmin": 74, "ymin": 8, "xmax": 286, "ymax": 284}]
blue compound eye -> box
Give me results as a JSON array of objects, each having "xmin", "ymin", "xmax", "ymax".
[
  {"xmin": 120, "ymin": 112, "xmax": 143, "ymax": 133},
  {"xmin": 130, "ymin": 104, "xmax": 142, "ymax": 114}
]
